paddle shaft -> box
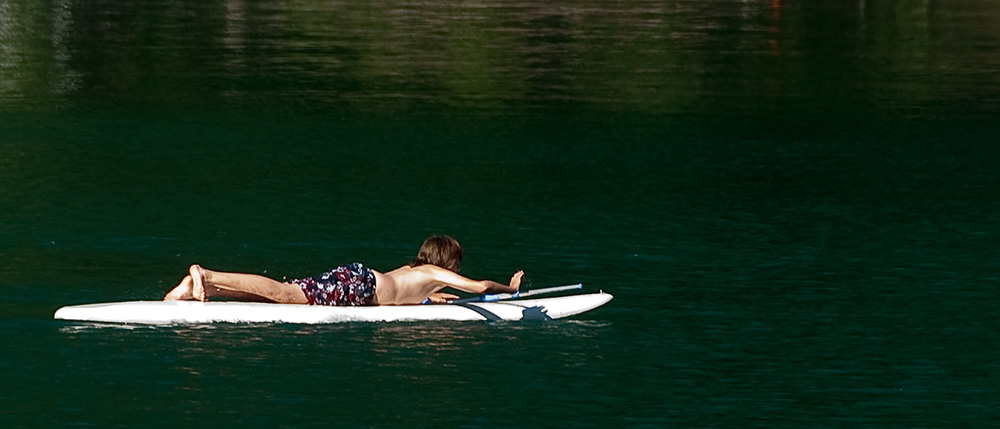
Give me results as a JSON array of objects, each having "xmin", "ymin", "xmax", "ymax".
[{"xmin": 450, "ymin": 284, "xmax": 583, "ymax": 304}]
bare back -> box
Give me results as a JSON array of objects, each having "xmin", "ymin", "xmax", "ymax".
[{"xmin": 373, "ymin": 265, "xmax": 517, "ymax": 305}]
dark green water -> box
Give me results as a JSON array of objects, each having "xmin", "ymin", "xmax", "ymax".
[{"xmin": 3, "ymin": 0, "xmax": 1000, "ymax": 426}]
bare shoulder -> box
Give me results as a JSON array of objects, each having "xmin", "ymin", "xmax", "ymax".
[
  {"xmin": 386, "ymin": 265, "xmax": 431, "ymax": 275},
  {"xmin": 387, "ymin": 265, "xmax": 470, "ymax": 286},
  {"xmin": 384, "ymin": 265, "xmax": 437, "ymax": 283},
  {"xmin": 413, "ymin": 264, "xmax": 463, "ymax": 280}
]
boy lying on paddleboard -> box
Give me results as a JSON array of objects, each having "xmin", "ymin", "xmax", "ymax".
[{"xmin": 164, "ymin": 235, "xmax": 523, "ymax": 306}]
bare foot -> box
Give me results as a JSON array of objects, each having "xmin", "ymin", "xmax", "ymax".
[
  {"xmin": 189, "ymin": 265, "xmax": 209, "ymax": 302},
  {"xmin": 164, "ymin": 276, "xmax": 194, "ymax": 301}
]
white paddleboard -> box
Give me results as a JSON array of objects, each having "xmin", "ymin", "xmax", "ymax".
[{"xmin": 53, "ymin": 293, "xmax": 613, "ymax": 324}]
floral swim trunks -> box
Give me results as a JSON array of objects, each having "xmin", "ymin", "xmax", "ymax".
[{"xmin": 289, "ymin": 263, "xmax": 377, "ymax": 306}]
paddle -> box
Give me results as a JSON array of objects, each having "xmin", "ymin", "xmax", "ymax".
[{"xmin": 448, "ymin": 284, "xmax": 583, "ymax": 304}]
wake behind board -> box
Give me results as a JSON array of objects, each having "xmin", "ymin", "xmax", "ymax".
[{"xmin": 53, "ymin": 293, "xmax": 613, "ymax": 324}]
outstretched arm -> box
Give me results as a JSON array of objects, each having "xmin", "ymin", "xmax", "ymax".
[{"xmin": 425, "ymin": 266, "xmax": 523, "ymax": 295}]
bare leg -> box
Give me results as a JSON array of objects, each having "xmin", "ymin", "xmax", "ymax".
[
  {"xmin": 165, "ymin": 274, "xmax": 275, "ymax": 302},
  {"xmin": 189, "ymin": 264, "xmax": 309, "ymax": 304},
  {"xmin": 202, "ymin": 286, "xmax": 277, "ymax": 303}
]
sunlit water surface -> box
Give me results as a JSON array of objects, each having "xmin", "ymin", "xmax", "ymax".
[{"xmin": 2, "ymin": 0, "xmax": 999, "ymax": 427}]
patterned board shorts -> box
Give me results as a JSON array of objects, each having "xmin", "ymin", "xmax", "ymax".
[{"xmin": 289, "ymin": 263, "xmax": 377, "ymax": 306}]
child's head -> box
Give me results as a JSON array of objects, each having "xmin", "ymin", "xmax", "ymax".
[{"xmin": 411, "ymin": 235, "xmax": 464, "ymax": 272}]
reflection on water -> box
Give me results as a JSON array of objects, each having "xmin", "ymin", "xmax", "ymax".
[
  {"xmin": 371, "ymin": 323, "xmax": 485, "ymax": 351},
  {"xmin": 2, "ymin": 0, "xmax": 998, "ymax": 116},
  {"xmin": 4, "ymin": 1, "xmax": 1000, "ymax": 426},
  {"xmin": 52, "ymin": 319, "xmax": 616, "ymax": 394}
]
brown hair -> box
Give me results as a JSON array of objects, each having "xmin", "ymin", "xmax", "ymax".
[{"xmin": 410, "ymin": 235, "xmax": 463, "ymax": 272}]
